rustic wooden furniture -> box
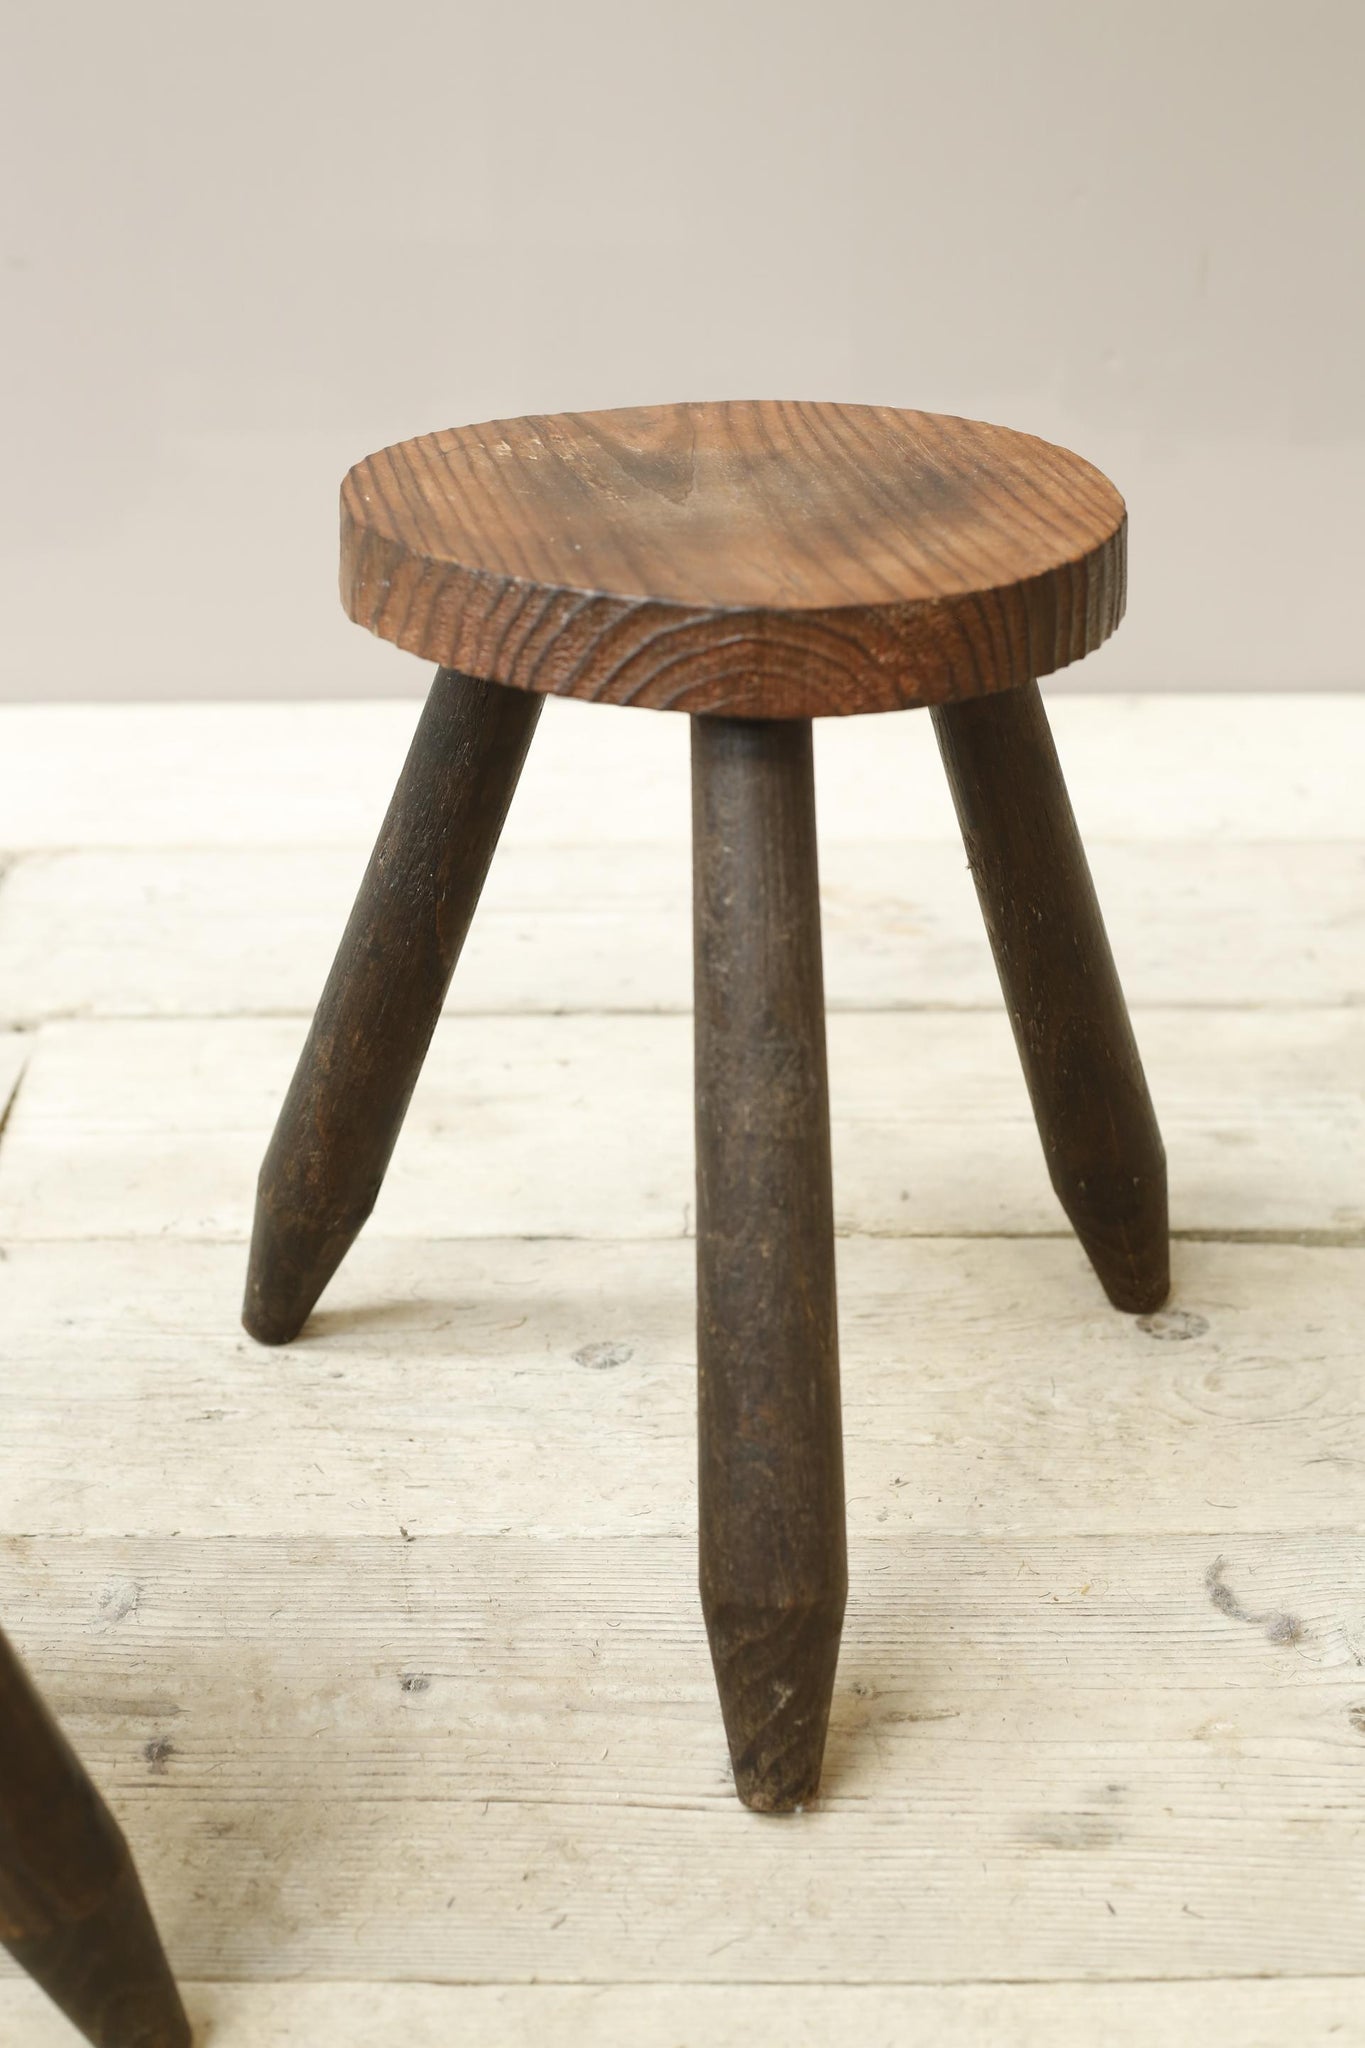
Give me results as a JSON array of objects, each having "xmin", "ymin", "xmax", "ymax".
[
  {"xmin": 0, "ymin": 1625, "xmax": 190, "ymax": 2046},
  {"xmin": 244, "ymin": 402, "xmax": 1167, "ymax": 1813}
]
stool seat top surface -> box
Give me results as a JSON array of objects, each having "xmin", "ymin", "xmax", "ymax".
[{"xmin": 341, "ymin": 401, "xmax": 1126, "ymax": 718}]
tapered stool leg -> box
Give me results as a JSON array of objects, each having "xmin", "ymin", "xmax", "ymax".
[
  {"xmin": 931, "ymin": 681, "xmax": 1169, "ymax": 1313},
  {"xmin": 243, "ymin": 668, "xmax": 543, "ymax": 1344},
  {"xmin": 0, "ymin": 1630, "xmax": 190, "ymax": 2048},
  {"xmin": 691, "ymin": 717, "xmax": 846, "ymax": 1812}
]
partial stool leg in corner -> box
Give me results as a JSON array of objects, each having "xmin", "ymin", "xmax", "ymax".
[{"xmin": 0, "ymin": 1627, "xmax": 191, "ymax": 2048}]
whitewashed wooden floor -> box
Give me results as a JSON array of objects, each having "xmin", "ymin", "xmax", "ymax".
[{"xmin": 1, "ymin": 693, "xmax": 1363, "ymax": 2046}]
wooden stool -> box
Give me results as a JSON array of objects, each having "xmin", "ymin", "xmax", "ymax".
[
  {"xmin": 243, "ymin": 403, "xmax": 1167, "ymax": 1812},
  {"xmin": 0, "ymin": 1625, "xmax": 190, "ymax": 2046}
]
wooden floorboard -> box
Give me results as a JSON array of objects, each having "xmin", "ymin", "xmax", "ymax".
[
  {"xmin": 6, "ymin": 1979, "xmax": 1365, "ymax": 2047},
  {"xmin": 2, "ymin": 1236, "xmax": 1363, "ymax": 1539},
  {"xmin": 1, "ymin": 695, "xmax": 1363, "ymax": 851},
  {"xmin": 2, "ymin": 840, "xmax": 1362, "ymax": 1023},
  {"xmin": 1, "ymin": 1008, "xmax": 1361, "ymax": 1244}
]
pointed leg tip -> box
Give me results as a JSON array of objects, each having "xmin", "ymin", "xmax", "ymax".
[
  {"xmin": 1102, "ymin": 1263, "xmax": 1171, "ymax": 1316},
  {"xmin": 732, "ymin": 1753, "xmax": 826, "ymax": 1814},
  {"xmin": 152, "ymin": 1998, "xmax": 195, "ymax": 2048},
  {"xmin": 242, "ymin": 1209, "xmax": 310, "ymax": 1346},
  {"xmin": 92, "ymin": 1978, "xmax": 193, "ymax": 2048},
  {"xmin": 242, "ymin": 1197, "xmax": 344, "ymax": 1346},
  {"xmin": 1071, "ymin": 1180, "xmax": 1170, "ymax": 1317},
  {"xmin": 240, "ymin": 1287, "xmax": 309, "ymax": 1347},
  {"xmin": 705, "ymin": 1595, "xmax": 845, "ymax": 1814},
  {"xmin": 724, "ymin": 1668, "xmax": 840, "ymax": 1815},
  {"xmin": 6, "ymin": 1861, "xmax": 193, "ymax": 2048},
  {"xmin": 1088, "ymin": 1223, "xmax": 1170, "ymax": 1316},
  {"xmin": 111, "ymin": 1996, "xmax": 194, "ymax": 2048}
]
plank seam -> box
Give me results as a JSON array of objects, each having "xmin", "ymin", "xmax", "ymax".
[
  {"xmin": 4, "ymin": 1228, "xmax": 1362, "ymax": 1250},
  {"xmin": 3, "ymin": 1001, "xmax": 1361, "ymax": 1028},
  {"xmin": 0, "ymin": 1049, "xmax": 30, "ymax": 1155},
  {"xmin": 19, "ymin": 1970, "xmax": 1365, "ymax": 1988}
]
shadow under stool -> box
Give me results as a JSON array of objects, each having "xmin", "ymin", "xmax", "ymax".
[
  {"xmin": 242, "ymin": 401, "xmax": 1168, "ymax": 1812},
  {"xmin": 0, "ymin": 1624, "xmax": 190, "ymax": 2046}
]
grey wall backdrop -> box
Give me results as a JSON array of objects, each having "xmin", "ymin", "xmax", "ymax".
[{"xmin": 3, "ymin": 0, "xmax": 1362, "ymax": 700}]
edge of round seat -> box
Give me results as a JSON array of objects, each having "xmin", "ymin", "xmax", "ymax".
[{"xmin": 339, "ymin": 404, "xmax": 1127, "ymax": 718}]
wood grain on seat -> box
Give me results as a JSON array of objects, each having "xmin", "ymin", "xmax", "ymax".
[{"xmin": 340, "ymin": 401, "xmax": 1126, "ymax": 718}]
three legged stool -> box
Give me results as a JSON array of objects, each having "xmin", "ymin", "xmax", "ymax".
[{"xmin": 244, "ymin": 402, "xmax": 1167, "ymax": 1812}]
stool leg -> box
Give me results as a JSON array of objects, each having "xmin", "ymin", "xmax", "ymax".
[
  {"xmin": 691, "ymin": 717, "xmax": 846, "ymax": 1812},
  {"xmin": 931, "ymin": 681, "xmax": 1169, "ymax": 1313},
  {"xmin": 0, "ymin": 1629, "xmax": 190, "ymax": 2048},
  {"xmin": 243, "ymin": 668, "xmax": 542, "ymax": 1344}
]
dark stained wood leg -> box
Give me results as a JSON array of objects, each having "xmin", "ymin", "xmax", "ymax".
[
  {"xmin": 243, "ymin": 668, "xmax": 543, "ymax": 1344},
  {"xmin": 931, "ymin": 681, "xmax": 1169, "ymax": 1313},
  {"xmin": 0, "ymin": 1629, "xmax": 190, "ymax": 2048},
  {"xmin": 691, "ymin": 716, "xmax": 846, "ymax": 1812}
]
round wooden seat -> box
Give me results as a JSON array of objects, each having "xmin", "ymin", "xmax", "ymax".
[{"xmin": 340, "ymin": 401, "xmax": 1126, "ymax": 718}]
